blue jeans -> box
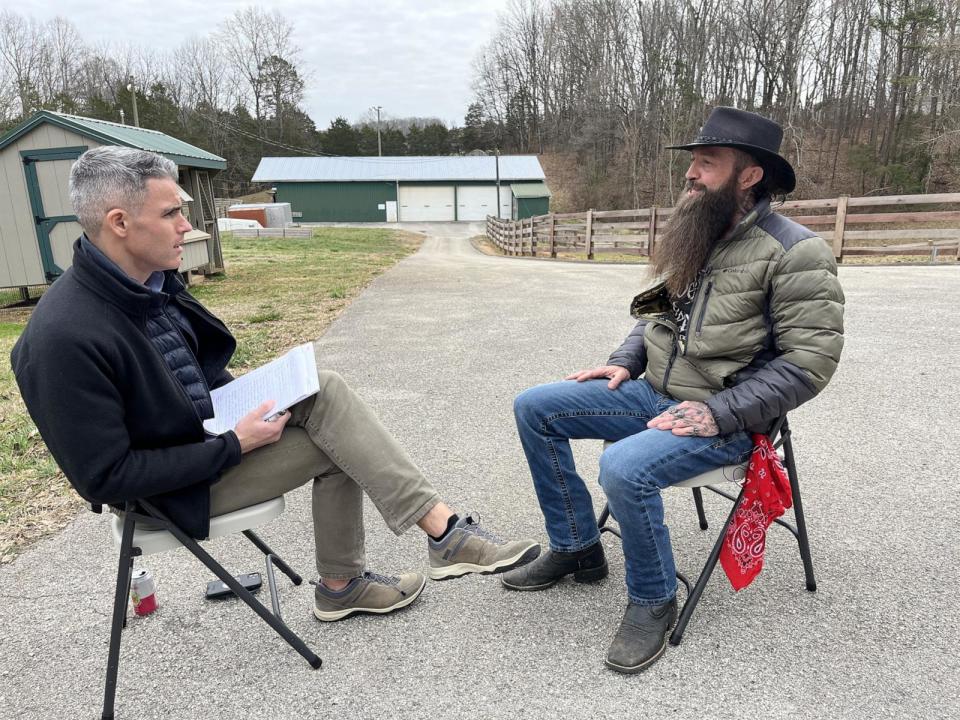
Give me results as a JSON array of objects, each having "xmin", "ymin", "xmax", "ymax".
[{"xmin": 513, "ymin": 378, "xmax": 752, "ymax": 606}]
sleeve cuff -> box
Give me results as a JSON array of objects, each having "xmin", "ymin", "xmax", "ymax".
[
  {"xmin": 706, "ymin": 395, "xmax": 739, "ymax": 435},
  {"xmin": 222, "ymin": 430, "xmax": 243, "ymax": 466}
]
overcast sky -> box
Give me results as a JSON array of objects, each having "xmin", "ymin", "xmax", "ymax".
[{"xmin": 3, "ymin": 0, "xmax": 513, "ymax": 128}]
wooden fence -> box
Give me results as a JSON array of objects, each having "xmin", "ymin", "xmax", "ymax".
[
  {"xmin": 228, "ymin": 227, "xmax": 313, "ymax": 239},
  {"xmin": 485, "ymin": 192, "xmax": 960, "ymax": 262}
]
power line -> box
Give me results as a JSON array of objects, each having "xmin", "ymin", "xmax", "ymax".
[{"xmin": 195, "ymin": 111, "xmax": 334, "ymax": 155}]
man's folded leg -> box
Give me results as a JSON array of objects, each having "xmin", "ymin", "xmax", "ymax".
[{"xmin": 290, "ymin": 369, "xmax": 540, "ymax": 588}]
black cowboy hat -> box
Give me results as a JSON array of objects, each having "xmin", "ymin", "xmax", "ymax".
[{"xmin": 666, "ymin": 106, "xmax": 796, "ymax": 194}]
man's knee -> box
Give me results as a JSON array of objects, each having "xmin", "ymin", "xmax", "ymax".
[
  {"xmin": 317, "ymin": 369, "xmax": 346, "ymax": 392},
  {"xmin": 598, "ymin": 445, "xmax": 630, "ymax": 501},
  {"xmin": 513, "ymin": 384, "xmax": 553, "ymax": 428},
  {"xmin": 599, "ymin": 442, "xmax": 659, "ymax": 500}
]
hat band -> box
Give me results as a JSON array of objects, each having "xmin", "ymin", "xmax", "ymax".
[{"xmin": 693, "ymin": 134, "xmax": 767, "ymax": 147}]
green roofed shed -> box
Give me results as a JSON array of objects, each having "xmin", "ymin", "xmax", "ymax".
[
  {"xmin": 0, "ymin": 111, "xmax": 226, "ymax": 289},
  {"xmin": 509, "ymin": 182, "xmax": 552, "ymax": 220}
]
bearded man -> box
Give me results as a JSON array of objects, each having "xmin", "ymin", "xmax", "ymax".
[{"xmin": 502, "ymin": 107, "xmax": 845, "ymax": 673}]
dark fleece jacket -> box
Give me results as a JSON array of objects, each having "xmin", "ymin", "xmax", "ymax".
[{"xmin": 11, "ymin": 238, "xmax": 242, "ymax": 538}]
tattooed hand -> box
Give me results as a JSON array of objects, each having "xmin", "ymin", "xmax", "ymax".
[{"xmin": 647, "ymin": 400, "xmax": 719, "ymax": 437}]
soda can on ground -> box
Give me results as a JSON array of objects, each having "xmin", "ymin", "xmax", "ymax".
[{"xmin": 130, "ymin": 568, "xmax": 158, "ymax": 616}]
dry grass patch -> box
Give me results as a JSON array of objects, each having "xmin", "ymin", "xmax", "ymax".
[{"xmin": 0, "ymin": 227, "xmax": 421, "ymax": 564}]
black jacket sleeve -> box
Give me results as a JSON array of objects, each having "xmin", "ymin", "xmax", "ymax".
[
  {"xmin": 12, "ymin": 332, "xmax": 242, "ymax": 507},
  {"xmin": 705, "ymin": 357, "xmax": 816, "ymax": 434},
  {"xmin": 607, "ymin": 320, "xmax": 648, "ymax": 377}
]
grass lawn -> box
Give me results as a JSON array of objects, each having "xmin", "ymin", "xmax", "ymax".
[{"xmin": 0, "ymin": 226, "xmax": 421, "ymax": 564}]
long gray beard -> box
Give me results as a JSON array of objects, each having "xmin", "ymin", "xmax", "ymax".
[{"xmin": 652, "ymin": 178, "xmax": 740, "ymax": 297}]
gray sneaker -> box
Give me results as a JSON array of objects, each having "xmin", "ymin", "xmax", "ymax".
[
  {"xmin": 428, "ymin": 513, "xmax": 541, "ymax": 580},
  {"xmin": 312, "ymin": 571, "xmax": 426, "ymax": 621}
]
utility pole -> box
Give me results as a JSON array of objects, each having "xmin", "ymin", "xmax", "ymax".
[
  {"xmin": 371, "ymin": 105, "xmax": 383, "ymax": 156},
  {"xmin": 126, "ymin": 77, "xmax": 140, "ymax": 127},
  {"xmin": 495, "ymin": 148, "xmax": 501, "ymax": 219}
]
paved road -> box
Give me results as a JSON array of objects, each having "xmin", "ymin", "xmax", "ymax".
[{"xmin": 2, "ymin": 223, "xmax": 957, "ymax": 719}]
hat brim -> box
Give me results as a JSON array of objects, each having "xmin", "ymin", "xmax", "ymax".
[{"xmin": 666, "ymin": 140, "xmax": 796, "ymax": 195}]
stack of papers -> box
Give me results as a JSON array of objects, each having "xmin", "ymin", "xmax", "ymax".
[{"xmin": 203, "ymin": 342, "xmax": 319, "ymax": 435}]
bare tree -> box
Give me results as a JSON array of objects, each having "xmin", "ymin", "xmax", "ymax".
[
  {"xmin": 216, "ymin": 6, "xmax": 302, "ymax": 131},
  {"xmin": 0, "ymin": 10, "xmax": 45, "ymax": 117}
]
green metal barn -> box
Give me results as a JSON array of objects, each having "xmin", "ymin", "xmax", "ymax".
[{"xmin": 251, "ymin": 155, "xmax": 551, "ymax": 223}]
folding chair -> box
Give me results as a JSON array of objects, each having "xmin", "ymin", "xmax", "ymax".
[
  {"xmin": 598, "ymin": 416, "xmax": 816, "ymax": 645},
  {"xmin": 92, "ymin": 496, "xmax": 322, "ymax": 720}
]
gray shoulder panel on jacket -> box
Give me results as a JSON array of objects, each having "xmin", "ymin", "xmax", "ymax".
[{"xmin": 757, "ymin": 212, "xmax": 817, "ymax": 252}]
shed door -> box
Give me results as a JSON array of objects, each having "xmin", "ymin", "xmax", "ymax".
[
  {"xmin": 22, "ymin": 146, "xmax": 87, "ymax": 281},
  {"xmin": 398, "ymin": 185, "xmax": 455, "ymax": 222},
  {"xmin": 456, "ymin": 185, "xmax": 499, "ymax": 221},
  {"xmin": 498, "ymin": 185, "xmax": 512, "ymax": 220}
]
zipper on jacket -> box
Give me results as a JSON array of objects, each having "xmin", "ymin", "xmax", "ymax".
[
  {"xmin": 693, "ymin": 280, "xmax": 714, "ymax": 340},
  {"xmin": 662, "ymin": 341, "xmax": 679, "ymax": 391},
  {"xmin": 644, "ymin": 317, "xmax": 680, "ymax": 392}
]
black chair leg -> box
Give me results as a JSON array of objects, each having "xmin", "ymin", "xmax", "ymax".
[
  {"xmin": 670, "ymin": 486, "xmax": 744, "ymax": 646},
  {"xmin": 102, "ymin": 512, "xmax": 136, "ymax": 720},
  {"xmin": 243, "ymin": 529, "xmax": 302, "ymax": 585},
  {"xmin": 265, "ymin": 554, "xmax": 283, "ymax": 619},
  {"xmin": 692, "ymin": 488, "xmax": 709, "ymax": 530},
  {"xmin": 781, "ymin": 430, "xmax": 817, "ymax": 592},
  {"xmin": 597, "ymin": 504, "xmax": 610, "ymax": 529},
  {"xmin": 121, "ymin": 555, "xmax": 134, "ymax": 630},
  {"xmin": 141, "ymin": 501, "xmax": 322, "ymax": 670}
]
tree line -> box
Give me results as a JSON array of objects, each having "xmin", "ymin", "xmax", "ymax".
[
  {"xmin": 3, "ymin": 2, "xmax": 958, "ymax": 207},
  {"xmin": 472, "ymin": 0, "xmax": 960, "ymax": 208},
  {"xmin": 0, "ymin": 7, "xmax": 500, "ymax": 197}
]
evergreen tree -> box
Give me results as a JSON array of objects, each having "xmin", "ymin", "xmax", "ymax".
[{"xmin": 321, "ymin": 116, "xmax": 361, "ymax": 155}]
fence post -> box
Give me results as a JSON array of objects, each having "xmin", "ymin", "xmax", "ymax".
[
  {"xmin": 833, "ymin": 195, "xmax": 848, "ymax": 262},
  {"xmin": 531, "ymin": 217, "xmax": 537, "ymax": 255},
  {"xmin": 647, "ymin": 206, "xmax": 657, "ymax": 258},
  {"xmin": 549, "ymin": 214, "xmax": 556, "ymax": 258},
  {"xmin": 585, "ymin": 209, "xmax": 594, "ymax": 260}
]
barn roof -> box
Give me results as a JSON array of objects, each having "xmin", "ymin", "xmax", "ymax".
[{"xmin": 252, "ymin": 155, "xmax": 545, "ymax": 182}]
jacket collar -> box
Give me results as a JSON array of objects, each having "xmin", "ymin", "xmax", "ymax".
[
  {"xmin": 724, "ymin": 196, "xmax": 772, "ymax": 244},
  {"xmin": 71, "ymin": 236, "xmax": 184, "ymax": 318}
]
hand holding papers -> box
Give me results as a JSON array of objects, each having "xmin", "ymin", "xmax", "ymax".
[{"xmin": 203, "ymin": 342, "xmax": 320, "ymax": 435}]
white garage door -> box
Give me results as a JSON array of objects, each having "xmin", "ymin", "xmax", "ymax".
[
  {"xmin": 398, "ymin": 185, "xmax": 455, "ymax": 221},
  {"xmin": 456, "ymin": 185, "xmax": 499, "ymax": 221}
]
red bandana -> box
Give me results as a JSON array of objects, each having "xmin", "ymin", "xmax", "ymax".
[{"xmin": 719, "ymin": 434, "xmax": 793, "ymax": 591}]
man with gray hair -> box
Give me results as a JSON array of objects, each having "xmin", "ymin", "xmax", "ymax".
[{"xmin": 12, "ymin": 145, "xmax": 538, "ymax": 622}]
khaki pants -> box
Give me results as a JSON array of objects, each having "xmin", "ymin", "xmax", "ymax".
[{"xmin": 210, "ymin": 369, "xmax": 440, "ymax": 579}]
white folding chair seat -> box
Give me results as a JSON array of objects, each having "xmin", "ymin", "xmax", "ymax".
[{"xmin": 110, "ymin": 496, "xmax": 285, "ymax": 555}]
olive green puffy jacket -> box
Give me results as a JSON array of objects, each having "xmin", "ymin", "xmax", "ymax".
[{"xmin": 608, "ymin": 198, "xmax": 845, "ymax": 435}]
